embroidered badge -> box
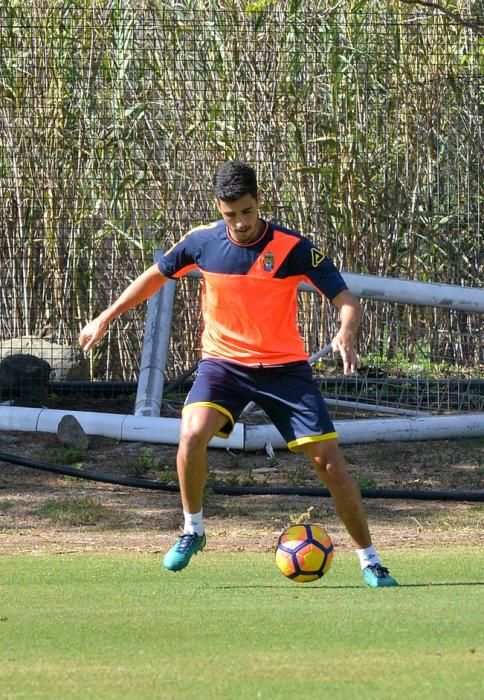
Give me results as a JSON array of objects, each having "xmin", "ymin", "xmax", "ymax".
[
  {"xmin": 263, "ymin": 252, "xmax": 275, "ymax": 272},
  {"xmin": 311, "ymin": 248, "xmax": 325, "ymax": 267}
]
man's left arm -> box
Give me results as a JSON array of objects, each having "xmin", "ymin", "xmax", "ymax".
[
  {"xmin": 330, "ymin": 289, "xmax": 362, "ymax": 375},
  {"xmin": 292, "ymin": 240, "xmax": 362, "ymax": 373}
]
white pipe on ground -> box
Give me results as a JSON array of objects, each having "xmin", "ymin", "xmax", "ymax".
[
  {"xmin": 0, "ymin": 406, "xmax": 245, "ymax": 450},
  {"xmin": 244, "ymin": 414, "xmax": 484, "ymax": 449},
  {"xmin": 1, "ymin": 406, "xmax": 483, "ymax": 451},
  {"xmin": 248, "ymin": 398, "xmax": 428, "ymax": 416}
]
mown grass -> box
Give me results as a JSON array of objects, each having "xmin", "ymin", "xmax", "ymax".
[{"xmin": 0, "ymin": 547, "xmax": 482, "ymax": 699}]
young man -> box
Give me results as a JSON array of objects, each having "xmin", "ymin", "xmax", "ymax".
[{"xmin": 79, "ymin": 161, "xmax": 398, "ymax": 587}]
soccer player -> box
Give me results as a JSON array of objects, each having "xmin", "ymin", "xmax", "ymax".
[{"xmin": 79, "ymin": 161, "xmax": 398, "ymax": 587}]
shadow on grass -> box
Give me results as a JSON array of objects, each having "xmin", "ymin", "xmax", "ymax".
[
  {"xmin": 396, "ymin": 581, "xmax": 484, "ymax": 588},
  {"xmin": 214, "ymin": 581, "xmax": 484, "ymax": 590}
]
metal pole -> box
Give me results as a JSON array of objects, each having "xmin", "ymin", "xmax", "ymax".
[
  {"xmin": 134, "ymin": 279, "xmax": 176, "ymax": 417},
  {"xmin": 187, "ymin": 269, "xmax": 484, "ymax": 312}
]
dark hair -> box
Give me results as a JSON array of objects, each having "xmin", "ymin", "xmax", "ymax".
[{"xmin": 213, "ymin": 161, "xmax": 258, "ymax": 201}]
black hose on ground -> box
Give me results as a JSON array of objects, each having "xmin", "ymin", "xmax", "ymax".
[{"xmin": 1, "ymin": 451, "xmax": 483, "ymax": 501}]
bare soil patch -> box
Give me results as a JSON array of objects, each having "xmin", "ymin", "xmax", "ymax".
[{"xmin": 0, "ymin": 429, "xmax": 482, "ymax": 557}]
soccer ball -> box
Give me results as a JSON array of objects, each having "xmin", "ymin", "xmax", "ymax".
[{"xmin": 275, "ymin": 523, "xmax": 334, "ymax": 583}]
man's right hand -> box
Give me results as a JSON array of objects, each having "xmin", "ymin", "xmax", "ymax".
[{"xmin": 78, "ymin": 264, "xmax": 168, "ymax": 354}]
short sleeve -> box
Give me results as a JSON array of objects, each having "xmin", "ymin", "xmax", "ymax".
[
  {"xmin": 290, "ymin": 238, "xmax": 348, "ymax": 300},
  {"xmin": 157, "ymin": 234, "xmax": 196, "ymax": 279}
]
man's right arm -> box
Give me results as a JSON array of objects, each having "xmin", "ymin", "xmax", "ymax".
[{"xmin": 78, "ymin": 263, "xmax": 168, "ymax": 353}]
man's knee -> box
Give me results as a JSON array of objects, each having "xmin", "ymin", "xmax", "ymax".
[
  {"xmin": 179, "ymin": 422, "xmax": 212, "ymax": 455},
  {"xmin": 303, "ymin": 440, "xmax": 350, "ymax": 484},
  {"xmin": 179, "ymin": 407, "xmax": 226, "ymax": 454}
]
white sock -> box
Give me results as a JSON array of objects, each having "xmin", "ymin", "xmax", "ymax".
[
  {"xmin": 356, "ymin": 545, "xmax": 381, "ymax": 570},
  {"xmin": 183, "ymin": 510, "xmax": 204, "ymax": 536}
]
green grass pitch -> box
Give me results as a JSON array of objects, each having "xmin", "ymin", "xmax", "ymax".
[{"xmin": 0, "ymin": 547, "xmax": 482, "ymax": 699}]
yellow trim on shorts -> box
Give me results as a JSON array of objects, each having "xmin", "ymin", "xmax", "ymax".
[
  {"xmin": 182, "ymin": 401, "xmax": 235, "ymax": 439},
  {"xmin": 287, "ymin": 432, "xmax": 339, "ymax": 453}
]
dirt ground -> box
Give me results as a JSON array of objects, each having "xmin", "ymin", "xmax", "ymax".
[{"xmin": 0, "ymin": 425, "xmax": 483, "ymax": 558}]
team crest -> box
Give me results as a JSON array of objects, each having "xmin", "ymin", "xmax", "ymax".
[{"xmin": 263, "ymin": 252, "xmax": 275, "ymax": 272}]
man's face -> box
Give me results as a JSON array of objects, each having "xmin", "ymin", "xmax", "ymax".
[{"xmin": 216, "ymin": 193, "xmax": 262, "ymax": 245}]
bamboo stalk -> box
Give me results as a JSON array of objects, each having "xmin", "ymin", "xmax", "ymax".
[{"xmin": 0, "ymin": 0, "xmax": 481, "ymax": 380}]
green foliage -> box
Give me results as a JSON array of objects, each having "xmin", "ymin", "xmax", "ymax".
[
  {"xmin": 0, "ymin": 499, "xmax": 15, "ymax": 513},
  {"xmin": 45, "ymin": 446, "xmax": 89, "ymax": 466},
  {"xmin": 38, "ymin": 496, "xmax": 106, "ymax": 525},
  {"xmin": 361, "ymin": 350, "xmax": 479, "ymax": 380},
  {"xmin": 123, "ymin": 447, "xmax": 176, "ymax": 480},
  {"xmin": 285, "ymin": 463, "xmax": 313, "ymax": 486},
  {"xmin": 351, "ymin": 468, "xmax": 378, "ymax": 489},
  {"xmin": 289, "ymin": 505, "xmax": 315, "ymax": 524},
  {"xmin": 131, "ymin": 447, "xmax": 162, "ymax": 475},
  {"xmin": 206, "ymin": 466, "xmax": 268, "ymax": 488},
  {"xmin": 244, "ymin": 0, "xmax": 277, "ymax": 12}
]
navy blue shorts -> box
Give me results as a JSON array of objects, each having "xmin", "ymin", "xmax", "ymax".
[{"xmin": 183, "ymin": 359, "xmax": 337, "ymax": 452}]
